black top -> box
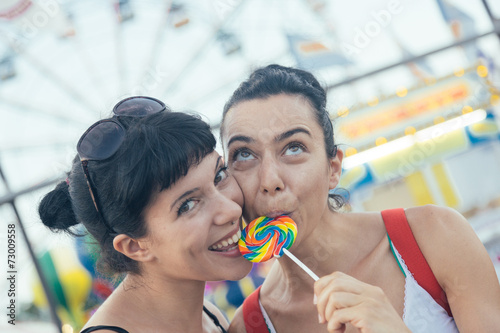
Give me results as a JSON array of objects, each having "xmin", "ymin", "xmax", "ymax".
[
  {"xmin": 80, "ymin": 326, "xmax": 128, "ymax": 333},
  {"xmin": 80, "ymin": 306, "xmax": 227, "ymax": 333}
]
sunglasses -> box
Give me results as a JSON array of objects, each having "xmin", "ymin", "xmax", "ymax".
[{"xmin": 77, "ymin": 96, "xmax": 166, "ymax": 235}]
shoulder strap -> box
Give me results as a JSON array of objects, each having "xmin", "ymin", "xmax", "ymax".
[
  {"xmin": 242, "ymin": 285, "xmax": 269, "ymax": 333},
  {"xmin": 381, "ymin": 208, "xmax": 452, "ymax": 317},
  {"xmin": 80, "ymin": 325, "xmax": 129, "ymax": 333},
  {"xmin": 203, "ymin": 305, "xmax": 227, "ymax": 333}
]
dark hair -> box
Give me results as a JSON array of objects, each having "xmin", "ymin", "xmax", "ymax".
[
  {"xmin": 220, "ymin": 64, "xmax": 347, "ymax": 210},
  {"xmin": 39, "ymin": 110, "xmax": 216, "ymax": 275}
]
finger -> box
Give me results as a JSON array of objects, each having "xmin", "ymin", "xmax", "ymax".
[
  {"xmin": 324, "ymin": 292, "xmax": 363, "ymax": 324},
  {"xmin": 315, "ymin": 271, "xmax": 349, "ymax": 295},
  {"xmin": 316, "ymin": 284, "xmax": 336, "ymax": 322},
  {"xmin": 315, "ymin": 271, "xmax": 374, "ymax": 296},
  {"xmin": 315, "ymin": 274, "xmax": 364, "ymax": 323},
  {"xmin": 326, "ymin": 307, "xmax": 350, "ymax": 333},
  {"xmin": 327, "ymin": 319, "xmax": 346, "ymax": 333},
  {"xmin": 317, "ymin": 289, "xmax": 361, "ymax": 324},
  {"xmin": 327, "ymin": 305, "xmax": 366, "ymax": 332}
]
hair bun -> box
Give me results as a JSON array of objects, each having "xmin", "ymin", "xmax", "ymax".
[{"xmin": 38, "ymin": 180, "xmax": 79, "ymax": 232}]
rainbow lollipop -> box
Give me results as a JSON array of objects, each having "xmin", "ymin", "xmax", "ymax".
[
  {"xmin": 239, "ymin": 215, "xmax": 319, "ymax": 281},
  {"xmin": 238, "ymin": 215, "xmax": 297, "ymax": 262}
]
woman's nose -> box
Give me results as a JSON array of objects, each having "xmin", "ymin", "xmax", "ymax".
[
  {"xmin": 259, "ymin": 157, "xmax": 285, "ymax": 195},
  {"xmin": 213, "ymin": 191, "xmax": 242, "ymax": 226}
]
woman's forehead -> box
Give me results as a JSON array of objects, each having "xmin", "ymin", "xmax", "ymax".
[
  {"xmin": 145, "ymin": 152, "xmax": 221, "ymax": 220},
  {"xmin": 223, "ymin": 94, "xmax": 317, "ymax": 134}
]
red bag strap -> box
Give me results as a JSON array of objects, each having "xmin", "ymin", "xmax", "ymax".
[
  {"xmin": 242, "ymin": 285, "xmax": 269, "ymax": 333},
  {"xmin": 381, "ymin": 208, "xmax": 452, "ymax": 317}
]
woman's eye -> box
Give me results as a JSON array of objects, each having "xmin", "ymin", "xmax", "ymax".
[
  {"xmin": 215, "ymin": 167, "xmax": 229, "ymax": 185},
  {"xmin": 233, "ymin": 149, "xmax": 255, "ymax": 161},
  {"xmin": 178, "ymin": 199, "xmax": 196, "ymax": 216},
  {"xmin": 284, "ymin": 143, "xmax": 304, "ymax": 156}
]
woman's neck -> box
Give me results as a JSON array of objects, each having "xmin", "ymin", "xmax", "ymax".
[
  {"xmin": 265, "ymin": 211, "xmax": 365, "ymax": 297},
  {"xmin": 109, "ymin": 273, "xmax": 208, "ymax": 332}
]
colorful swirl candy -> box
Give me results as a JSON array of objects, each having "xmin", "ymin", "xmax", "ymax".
[{"xmin": 238, "ymin": 215, "xmax": 297, "ymax": 262}]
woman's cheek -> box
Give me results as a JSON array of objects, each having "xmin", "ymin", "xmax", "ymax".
[
  {"xmin": 229, "ymin": 179, "xmax": 244, "ymax": 207},
  {"xmin": 231, "ymin": 159, "xmax": 254, "ymax": 172}
]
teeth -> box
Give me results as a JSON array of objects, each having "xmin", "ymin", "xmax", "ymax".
[
  {"xmin": 210, "ymin": 229, "xmax": 242, "ymax": 251},
  {"xmin": 232, "ymin": 233, "xmax": 239, "ymax": 243},
  {"xmin": 218, "ymin": 244, "xmax": 238, "ymax": 252}
]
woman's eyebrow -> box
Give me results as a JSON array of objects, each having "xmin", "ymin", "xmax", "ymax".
[
  {"xmin": 275, "ymin": 128, "xmax": 311, "ymax": 143},
  {"xmin": 227, "ymin": 135, "xmax": 253, "ymax": 148},
  {"xmin": 170, "ymin": 188, "xmax": 200, "ymax": 211},
  {"xmin": 215, "ymin": 156, "xmax": 222, "ymax": 172},
  {"xmin": 227, "ymin": 128, "xmax": 311, "ymax": 147}
]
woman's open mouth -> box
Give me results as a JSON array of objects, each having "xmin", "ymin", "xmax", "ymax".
[{"xmin": 209, "ymin": 229, "xmax": 241, "ymax": 252}]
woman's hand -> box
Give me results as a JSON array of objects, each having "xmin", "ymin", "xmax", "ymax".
[{"xmin": 314, "ymin": 271, "xmax": 411, "ymax": 333}]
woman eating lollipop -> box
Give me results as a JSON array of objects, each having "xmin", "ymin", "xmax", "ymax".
[
  {"xmin": 220, "ymin": 65, "xmax": 500, "ymax": 332},
  {"xmin": 38, "ymin": 96, "xmax": 252, "ymax": 333}
]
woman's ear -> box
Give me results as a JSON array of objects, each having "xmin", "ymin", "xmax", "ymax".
[
  {"xmin": 113, "ymin": 234, "xmax": 155, "ymax": 263},
  {"xmin": 328, "ymin": 148, "xmax": 343, "ymax": 190}
]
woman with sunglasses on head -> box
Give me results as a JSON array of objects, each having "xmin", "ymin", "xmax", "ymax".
[
  {"xmin": 38, "ymin": 97, "xmax": 252, "ymax": 333},
  {"xmin": 220, "ymin": 65, "xmax": 500, "ymax": 333}
]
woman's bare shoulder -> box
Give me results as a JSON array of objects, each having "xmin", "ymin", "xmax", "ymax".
[
  {"xmin": 402, "ymin": 204, "xmax": 472, "ymax": 271},
  {"xmin": 82, "ymin": 292, "xmax": 134, "ymax": 332},
  {"xmin": 342, "ymin": 211, "xmax": 386, "ymax": 227},
  {"xmin": 405, "ymin": 204, "xmax": 464, "ymax": 227},
  {"xmin": 341, "ymin": 211, "xmax": 388, "ymax": 238},
  {"xmin": 203, "ymin": 299, "xmax": 229, "ymax": 329},
  {"xmin": 228, "ymin": 305, "xmax": 246, "ymax": 333},
  {"xmin": 405, "ymin": 205, "xmax": 500, "ymax": 330}
]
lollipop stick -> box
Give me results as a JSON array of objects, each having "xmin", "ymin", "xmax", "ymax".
[{"xmin": 282, "ymin": 248, "xmax": 319, "ymax": 281}]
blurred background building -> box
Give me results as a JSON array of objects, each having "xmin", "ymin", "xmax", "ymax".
[{"xmin": 0, "ymin": 0, "xmax": 499, "ymax": 332}]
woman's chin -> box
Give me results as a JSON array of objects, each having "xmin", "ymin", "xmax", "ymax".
[{"xmin": 221, "ymin": 261, "xmax": 253, "ymax": 281}]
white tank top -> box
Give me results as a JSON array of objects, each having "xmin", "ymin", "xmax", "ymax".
[
  {"xmin": 392, "ymin": 244, "xmax": 458, "ymax": 332},
  {"xmin": 259, "ymin": 244, "xmax": 458, "ymax": 333}
]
